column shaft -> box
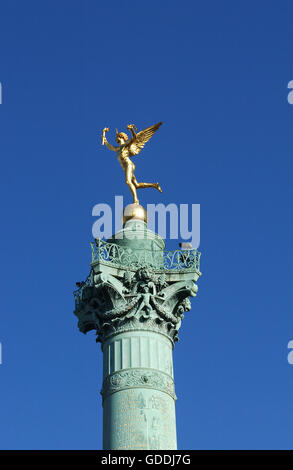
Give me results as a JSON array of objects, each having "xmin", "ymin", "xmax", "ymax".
[{"xmin": 101, "ymin": 330, "xmax": 177, "ymax": 450}]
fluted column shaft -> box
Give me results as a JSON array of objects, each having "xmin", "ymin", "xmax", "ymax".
[{"xmin": 101, "ymin": 330, "xmax": 177, "ymax": 450}]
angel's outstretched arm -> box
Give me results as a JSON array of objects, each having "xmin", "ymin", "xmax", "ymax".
[
  {"xmin": 101, "ymin": 128, "xmax": 119, "ymax": 151},
  {"xmin": 104, "ymin": 139, "xmax": 118, "ymax": 152},
  {"xmin": 127, "ymin": 124, "xmax": 138, "ymax": 141}
]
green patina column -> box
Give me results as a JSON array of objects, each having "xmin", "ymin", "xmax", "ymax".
[{"xmin": 74, "ymin": 206, "xmax": 201, "ymax": 450}]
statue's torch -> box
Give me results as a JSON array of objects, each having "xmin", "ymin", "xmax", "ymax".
[{"xmin": 102, "ymin": 127, "xmax": 109, "ymax": 145}]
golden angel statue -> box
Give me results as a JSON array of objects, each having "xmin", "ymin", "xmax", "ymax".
[{"xmin": 101, "ymin": 122, "xmax": 163, "ymax": 204}]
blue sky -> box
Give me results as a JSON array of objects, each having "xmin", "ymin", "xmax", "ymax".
[{"xmin": 0, "ymin": 0, "xmax": 293, "ymax": 450}]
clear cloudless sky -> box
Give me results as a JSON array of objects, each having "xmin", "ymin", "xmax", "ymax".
[{"xmin": 0, "ymin": 0, "xmax": 292, "ymax": 450}]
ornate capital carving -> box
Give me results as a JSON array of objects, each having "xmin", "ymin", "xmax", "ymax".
[
  {"xmin": 75, "ymin": 265, "xmax": 198, "ymax": 343},
  {"xmin": 74, "ymin": 239, "xmax": 201, "ymax": 343}
]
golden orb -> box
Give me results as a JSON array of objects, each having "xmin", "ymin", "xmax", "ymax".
[{"xmin": 122, "ymin": 204, "xmax": 148, "ymax": 226}]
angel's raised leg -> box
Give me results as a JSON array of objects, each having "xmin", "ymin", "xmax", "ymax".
[{"xmin": 132, "ymin": 176, "xmax": 162, "ymax": 193}]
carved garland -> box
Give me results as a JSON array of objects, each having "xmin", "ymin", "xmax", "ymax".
[{"xmin": 101, "ymin": 368, "xmax": 176, "ymax": 401}]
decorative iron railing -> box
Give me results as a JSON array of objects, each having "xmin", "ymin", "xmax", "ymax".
[{"xmin": 91, "ymin": 239, "xmax": 201, "ymax": 273}]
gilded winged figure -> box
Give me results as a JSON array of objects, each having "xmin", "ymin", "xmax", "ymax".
[{"xmin": 101, "ymin": 122, "xmax": 163, "ymax": 204}]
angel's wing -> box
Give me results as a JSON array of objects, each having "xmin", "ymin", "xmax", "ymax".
[{"xmin": 128, "ymin": 122, "xmax": 162, "ymax": 156}]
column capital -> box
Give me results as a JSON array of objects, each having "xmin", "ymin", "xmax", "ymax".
[{"xmin": 74, "ymin": 232, "xmax": 201, "ymax": 343}]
